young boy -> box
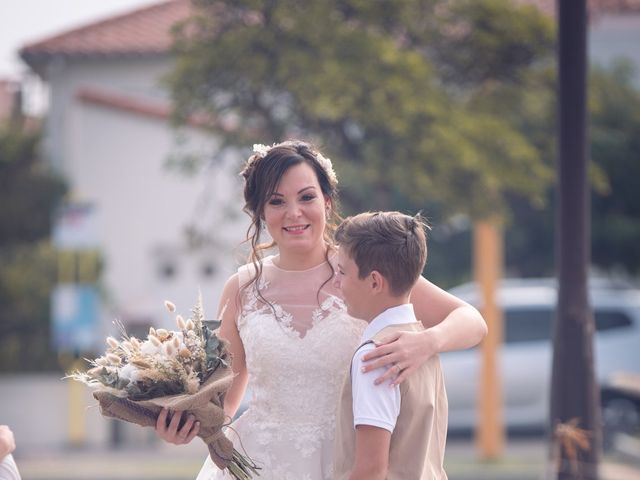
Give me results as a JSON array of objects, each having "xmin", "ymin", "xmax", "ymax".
[{"xmin": 333, "ymin": 211, "xmax": 448, "ymax": 480}]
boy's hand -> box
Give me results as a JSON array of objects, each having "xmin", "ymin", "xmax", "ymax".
[{"xmin": 361, "ymin": 329, "xmax": 437, "ymax": 386}]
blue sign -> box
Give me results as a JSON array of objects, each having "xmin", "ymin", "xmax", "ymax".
[
  {"xmin": 52, "ymin": 203, "xmax": 98, "ymax": 250},
  {"xmin": 52, "ymin": 284, "xmax": 99, "ymax": 352}
]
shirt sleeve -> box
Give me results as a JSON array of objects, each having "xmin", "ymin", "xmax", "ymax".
[
  {"xmin": 350, "ymin": 343, "xmax": 401, "ymax": 433},
  {"xmin": 0, "ymin": 454, "xmax": 22, "ymax": 480}
]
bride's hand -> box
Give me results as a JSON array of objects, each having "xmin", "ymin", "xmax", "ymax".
[
  {"xmin": 360, "ymin": 329, "xmax": 437, "ymax": 386},
  {"xmin": 155, "ymin": 408, "xmax": 200, "ymax": 444}
]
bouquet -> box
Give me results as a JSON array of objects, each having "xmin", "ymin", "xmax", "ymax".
[{"xmin": 68, "ymin": 294, "xmax": 260, "ymax": 480}]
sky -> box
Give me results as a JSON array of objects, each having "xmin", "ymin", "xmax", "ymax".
[{"xmin": 0, "ymin": 0, "xmax": 158, "ymax": 78}]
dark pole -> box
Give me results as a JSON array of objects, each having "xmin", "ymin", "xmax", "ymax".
[{"xmin": 550, "ymin": 0, "xmax": 600, "ymax": 478}]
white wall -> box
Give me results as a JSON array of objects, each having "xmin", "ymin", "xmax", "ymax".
[
  {"xmin": 0, "ymin": 374, "xmax": 163, "ymax": 450},
  {"xmin": 71, "ymin": 95, "xmax": 247, "ymax": 328},
  {"xmin": 45, "ymin": 56, "xmax": 172, "ymax": 173},
  {"xmin": 0, "ymin": 374, "xmax": 108, "ymax": 449},
  {"xmin": 42, "ymin": 53, "xmax": 249, "ymax": 346}
]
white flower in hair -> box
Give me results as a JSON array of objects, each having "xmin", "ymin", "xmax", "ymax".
[
  {"xmin": 251, "ymin": 141, "xmax": 338, "ymax": 185},
  {"xmin": 315, "ymin": 152, "xmax": 338, "ymax": 185},
  {"xmin": 252, "ymin": 143, "xmax": 273, "ymax": 158}
]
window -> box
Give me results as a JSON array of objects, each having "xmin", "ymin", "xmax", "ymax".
[
  {"xmin": 158, "ymin": 262, "xmax": 177, "ymax": 279},
  {"xmin": 595, "ymin": 310, "xmax": 633, "ymax": 332},
  {"xmin": 153, "ymin": 245, "xmax": 181, "ymax": 281},
  {"xmin": 504, "ymin": 307, "xmax": 634, "ymax": 344},
  {"xmin": 201, "ymin": 262, "xmax": 217, "ymax": 279},
  {"xmin": 505, "ymin": 309, "xmax": 552, "ymax": 344}
]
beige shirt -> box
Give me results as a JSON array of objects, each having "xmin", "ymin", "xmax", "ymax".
[{"xmin": 333, "ymin": 317, "xmax": 448, "ymax": 479}]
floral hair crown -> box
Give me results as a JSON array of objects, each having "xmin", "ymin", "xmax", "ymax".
[{"xmin": 251, "ymin": 142, "xmax": 338, "ymax": 185}]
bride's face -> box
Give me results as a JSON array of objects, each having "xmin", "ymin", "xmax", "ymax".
[{"xmin": 263, "ymin": 162, "xmax": 329, "ymax": 256}]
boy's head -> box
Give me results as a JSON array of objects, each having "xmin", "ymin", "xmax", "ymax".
[{"xmin": 334, "ymin": 211, "xmax": 428, "ymax": 320}]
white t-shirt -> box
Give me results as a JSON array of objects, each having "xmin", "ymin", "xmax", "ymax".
[
  {"xmin": 350, "ymin": 304, "xmax": 417, "ymax": 432},
  {"xmin": 0, "ymin": 454, "xmax": 21, "ymax": 480}
]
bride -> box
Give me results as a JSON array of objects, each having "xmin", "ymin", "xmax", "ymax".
[{"xmin": 156, "ymin": 140, "xmax": 487, "ymax": 479}]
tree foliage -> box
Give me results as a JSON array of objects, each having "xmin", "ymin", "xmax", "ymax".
[
  {"xmin": 0, "ymin": 128, "xmax": 66, "ymax": 246},
  {"xmin": 168, "ymin": 0, "xmax": 555, "ymax": 218},
  {"xmin": 0, "ymin": 125, "xmax": 67, "ymax": 371},
  {"xmin": 590, "ymin": 61, "xmax": 640, "ymax": 275},
  {"xmin": 168, "ymin": 0, "xmax": 640, "ymax": 282},
  {"xmin": 428, "ymin": 0, "xmax": 554, "ymax": 87},
  {"xmin": 499, "ymin": 61, "xmax": 640, "ymax": 279},
  {"xmin": 0, "ymin": 243, "xmax": 59, "ymax": 371}
]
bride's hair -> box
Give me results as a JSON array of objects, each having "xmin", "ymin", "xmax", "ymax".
[{"xmin": 239, "ymin": 140, "xmax": 341, "ymax": 301}]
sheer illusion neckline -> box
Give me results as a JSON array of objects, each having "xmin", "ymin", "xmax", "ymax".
[{"xmin": 268, "ymin": 255, "xmax": 331, "ymax": 273}]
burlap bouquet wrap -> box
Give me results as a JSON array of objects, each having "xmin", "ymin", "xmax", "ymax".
[{"xmin": 93, "ymin": 363, "xmax": 235, "ymax": 469}]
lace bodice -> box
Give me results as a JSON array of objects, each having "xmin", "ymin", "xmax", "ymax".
[{"xmin": 197, "ymin": 255, "xmax": 366, "ymax": 480}]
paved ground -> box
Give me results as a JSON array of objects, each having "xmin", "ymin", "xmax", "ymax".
[{"xmin": 13, "ymin": 435, "xmax": 640, "ymax": 480}]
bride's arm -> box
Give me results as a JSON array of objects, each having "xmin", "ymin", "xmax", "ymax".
[
  {"xmin": 216, "ymin": 273, "xmax": 249, "ymax": 418},
  {"xmin": 362, "ymin": 276, "xmax": 487, "ymax": 385},
  {"xmin": 155, "ymin": 273, "xmax": 249, "ymax": 443}
]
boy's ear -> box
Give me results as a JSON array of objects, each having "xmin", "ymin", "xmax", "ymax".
[{"xmin": 369, "ymin": 270, "xmax": 386, "ymax": 294}]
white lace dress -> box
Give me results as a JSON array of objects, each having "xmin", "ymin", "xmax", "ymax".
[{"xmin": 196, "ymin": 255, "xmax": 366, "ymax": 480}]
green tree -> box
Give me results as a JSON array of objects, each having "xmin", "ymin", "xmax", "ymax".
[
  {"xmin": 498, "ymin": 61, "xmax": 640, "ymax": 279},
  {"xmin": 591, "ymin": 61, "xmax": 640, "ymax": 275},
  {"xmin": 0, "ymin": 126, "xmax": 67, "ymax": 371},
  {"xmin": 168, "ymin": 0, "xmax": 555, "ymax": 221}
]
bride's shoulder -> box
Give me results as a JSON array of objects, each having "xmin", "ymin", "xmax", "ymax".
[
  {"xmin": 236, "ymin": 255, "xmax": 275, "ymax": 272},
  {"xmin": 235, "ymin": 255, "xmax": 277, "ymax": 285}
]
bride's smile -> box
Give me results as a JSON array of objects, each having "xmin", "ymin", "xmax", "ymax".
[{"xmin": 283, "ymin": 224, "xmax": 310, "ymax": 233}]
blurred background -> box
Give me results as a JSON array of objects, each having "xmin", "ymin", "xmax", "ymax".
[{"xmin": 1, "ymin": 0, "xmax": 639, "ymax": 478}]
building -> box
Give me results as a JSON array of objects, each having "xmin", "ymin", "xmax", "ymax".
[{"xmin": 20, "ymin": 0, "xmax": 248, "ymax": 350}]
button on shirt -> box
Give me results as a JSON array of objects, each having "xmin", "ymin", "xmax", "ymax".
[{"xmin": 350, "ymin": 304, "xmax": 417, "ymax": 432}]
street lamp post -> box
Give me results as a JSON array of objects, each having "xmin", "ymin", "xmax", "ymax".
[{"xmin": 550, "ymin": 1, "xmax": 601, "ymax": 478}]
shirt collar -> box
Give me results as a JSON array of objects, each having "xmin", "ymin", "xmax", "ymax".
[{"xmin": 362, "ymin": 303, "xmax": 417, "ymax": 342}]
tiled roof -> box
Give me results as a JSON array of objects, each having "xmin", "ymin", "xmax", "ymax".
[
  {"xmin": 77, "ymin": 88, "xmax": 185, "ymax": 123},
  {"xmin": 19, "ymin": 0, "xmax": 640, "ymax": 65},
  {"xmin": 518, "ymin": 0, "xmax": 640, "ymax": 16},
  {"xmin": 77, "ymin": 87, "xmax": 233, "ymax": 132},
  {"xmin": 20, "ymin": 0, "xmax": 191, "ymax": 64}
]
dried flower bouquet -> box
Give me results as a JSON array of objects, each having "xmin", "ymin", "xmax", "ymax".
[{"xmin": 68, "ymin": 295, "xmax": 259, "ymax": 479}]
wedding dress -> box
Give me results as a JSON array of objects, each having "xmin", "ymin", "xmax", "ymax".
[{"xmin": 196, "ymin": 255, "xmax": 365, "ymax": 480}]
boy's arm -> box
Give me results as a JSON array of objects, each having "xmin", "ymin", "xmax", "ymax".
[
  {"xmin": 347, "ymin": 344, "xmax": 400, "ymax": 479},
  {"xmin": 349, "ymin": 425, "xmax": 391, "ymax": 480}
]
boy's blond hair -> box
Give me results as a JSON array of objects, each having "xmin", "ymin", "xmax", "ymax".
[{"xmin": 335, "ymin": 211, "xmax": 428, "ymax": 296}]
